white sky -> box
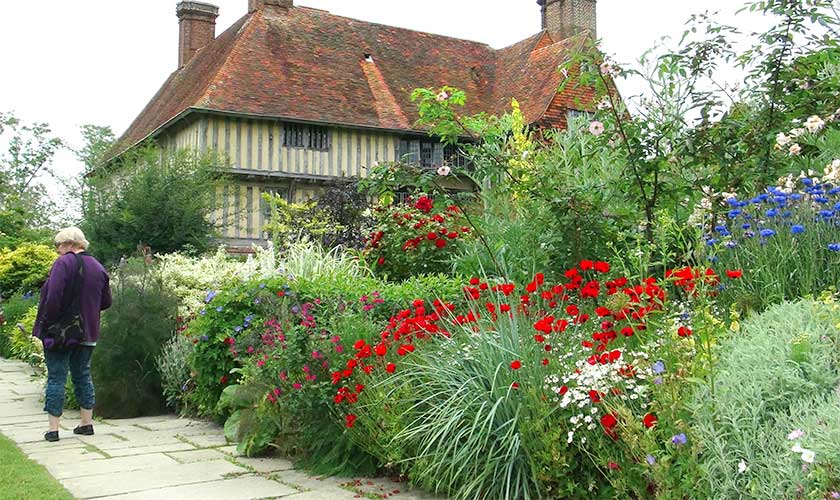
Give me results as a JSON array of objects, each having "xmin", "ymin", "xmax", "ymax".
[{"xmin": 0, "ymin": 0, "xmax": 770, "ymax": 199}]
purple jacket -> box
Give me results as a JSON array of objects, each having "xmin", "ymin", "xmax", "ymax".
[{"xmin": 32, "ymin": 252, "xmax": 112, "ymax": 343}]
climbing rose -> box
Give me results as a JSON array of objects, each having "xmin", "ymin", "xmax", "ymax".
[{"xmin": 589, "ymin": 121, "xmax": 605, "ymax": 136}]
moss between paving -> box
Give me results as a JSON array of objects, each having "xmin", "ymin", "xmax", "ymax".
[{"xmin": 0, "ymin": 433, "xmax": 75, "ymax": 500}]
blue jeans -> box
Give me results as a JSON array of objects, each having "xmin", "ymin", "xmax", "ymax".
[{"xmin": 44, "ymin": 346, "xmax": 95, "ymax": 417}]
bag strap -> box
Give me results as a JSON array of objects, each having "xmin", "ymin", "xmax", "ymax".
[{"xmin": 66, "ymin": 253, "xmax": 85, "ymax": 317}]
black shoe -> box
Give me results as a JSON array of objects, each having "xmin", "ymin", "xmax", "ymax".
[
  {"xmin": 44, "ymin": 431, "xmax": 59, "ymax": 442},
  {"xmin": 73, "ymin": 425, "xmax": 94, "ymax": 436}
]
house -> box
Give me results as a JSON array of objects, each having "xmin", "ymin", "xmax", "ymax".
[{"xmin": 110, "ymin": 0, "xmax": 600, "ymax": 250}]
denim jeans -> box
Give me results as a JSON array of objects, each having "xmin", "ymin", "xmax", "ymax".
[{"xmin": 44, "ymin": 346, "xmax": 95, "ymax": 417}]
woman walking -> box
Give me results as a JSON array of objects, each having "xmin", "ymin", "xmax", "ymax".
[{"xmin": 33, "ymin": 227, "xmax": 111, "ymax": 442}]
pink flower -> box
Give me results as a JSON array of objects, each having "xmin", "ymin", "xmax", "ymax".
[
  {"xmin": 589, "ymin": 121, "xmax": 605, "ymax": 136},
  {"xmin": 292, "ymin": 382, "xmax": 302, "ymax": 390}
]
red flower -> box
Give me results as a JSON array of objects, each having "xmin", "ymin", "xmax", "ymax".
[
  {"xmin": 469, "ymin": 277, "xmax": 480, "ymax": 285},
  {"xmin": 600, "ymin": 412, "xmax": 618, "ymax": 439},
  {"xmin": 385, "ymin": 362, "xmax": 396, "ymax": 373},
  {"xmin": 415, "ymin": 196, "xmax": 434, "ymax": 213},
  {"xmin": 374, "ymin": 344, "xmax": 387, "ymax": 356},
  {"xmin": 447, "ymin": 231, "xmax": 459, "ymax": 239},
  {"xmin": 726, "ymin": 269, "xmax": 743, "ymax": 279},
  {"xmin": 580, "ymin": 260, "xmax": 594, "ymax": 271},
  {"xmin": 426, "ymin": 232, "xmax": 437, "ymax": 240},
  {"xmin": 376, "ymin": 257, "xmax": 385, "ymax": 266},
  {"xmin": 594, "ymin": 261, "xmax": 611, "ymax": 273},
  {"xmin": 589, "ymin": 390, "xmax": 602, "ymax": 403},
  {"xmin": 511, "ymin": 382, "xmax": 520, "ymax": 389},
  {"xmin": 435, "ymin": 239, "xmax": 447, "ymax": 249},
  {"xmin": 677, "ymin": 326, "xmax": 692, "ymax": 337},
  {"xmin": 345, "ymin": 414, "xmax": 357, "ymax": 428},
  {"xmin": 510, "ymin": 360, "xmax": 522, "ymax": 370},
  {"xmin": 541, "ymin": 358, "xmax": 549, "ymax": 366},
  {"xmin": 219, "ymin": 375, "xmax": 229, "ymax": 384},
  {"xmin": 643, "ymin": 413, "xmax": 658, "ymax": 429},
  {"xmin": 558, "ymin": 385, "xmax": 568, "ymax": 395},
  {"xmin": 607, "ymin": 461, "xmax": 620, "ymax": 470}
]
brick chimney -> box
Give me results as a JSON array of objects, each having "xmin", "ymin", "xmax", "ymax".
[
  {"xmin": 249, "ymin": 0, "xmax": 293, "ymax": 11},
  {"xmin": 176, "ymin": 1, "xmax": 219, "ymax": 68},
  {"xmin": 537, "ymin": 0, "xmax": 597, "ymax": 41}
]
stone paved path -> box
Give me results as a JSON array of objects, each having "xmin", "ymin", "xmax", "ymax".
[{"xmin": 0, "ymin": 357, "xmax": 438, "ymax": 500}]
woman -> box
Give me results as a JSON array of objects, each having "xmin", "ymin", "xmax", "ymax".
[{"xmin": 33, "ymin": 227, "xmax": 111, "ymax": 442}]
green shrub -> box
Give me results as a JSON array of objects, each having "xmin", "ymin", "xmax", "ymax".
[
  {"xmin": 156, "ymin": 333, "xmax": 195, "ymax": 413},
  {"xmin": 8, "ymin": 306, "xmax": 41, "ymax": 365},
  {"xmin": 693, "ymin": 298, "xmax": 840, "ymax": 499},
  {"xmin": 82, "ymin": 147, "xmax": 222, "ymax": 265},
  {"xmin": 92, "ymin": 258, "xmax": 179, "ymax": 418},
  {"xmin": 0, "ymin": 243, "xmax": 54, "ymax": 298},
  {"xmin": 0, "ymin": 292, "xmax": 39, "ymax": 358}
]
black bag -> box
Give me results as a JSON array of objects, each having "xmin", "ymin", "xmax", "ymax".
[{"xmin": 42, "ymin": 253, "xmax": 86, "ymax": 351}]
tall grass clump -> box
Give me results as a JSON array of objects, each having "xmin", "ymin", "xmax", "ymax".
[{"xmin": 692, "ymin": 298, "xmax": 840, "ymax": 499}]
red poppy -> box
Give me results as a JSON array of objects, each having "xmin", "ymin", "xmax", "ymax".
[
  {"xmin": 594, "ymin": 261, "xmax": 611, "ymax": 273},
  {"xmin": 558, "ymin": 385, "xmax": 568, "ymax": 395},
  {"xmin": 469, "ymin": 277, "xmax": 480, "ymax": 285},
  {"xmin": 600, "ymin": 412, "xmax": 618, "ymax": 439},
  {"xmin": 426, "ymin": 232, "xmax": 437, "ymax": 240},
  {"xmin": 374, "ymin": 344, "xmax": 387, "ymax": 356},
  {"xmin": 447, "ymin": 232, "xmax": 459, "ymax": 239},
  {"xmin": 345, "ymin": 414, "xmax": 358, "ymax": 428},
  {"xmin": 541, "ymin": 358, "xmax": 549, "ymax": 366},
  {"xmin": 643, "ymin": 413, "xmax": 658, "ymax": 428},
  {"xmin": 435, "ymin": 239, "xmax": 447, "ymax": 249},
  {"xmin": 580, "ymin": 260, "xmax": 594, "ymax": 271},
  {"xmin": 511, "ymin": 382, "xmax": 520, "ymax": 389},
  {"xmin": 607, "ymin": 461, "xmax": 620, "ymax": 470},
  {"xmin": 376, "ymin": 257, "xmax": 385, "ymax": 266},
  {"xmin": 677, "ymin": 326, "xmax": 693, "ymax": 337},
  {"xmin": 510, "ymin": 360, "xmax": 522, "ymax": 370},
  {"xmin": 385, "ymin": 363, "xmax": 396, "ymax": 373},
  {"xmin": 726, "ymin": 269, "xmax": 743, "ymax": 279}
]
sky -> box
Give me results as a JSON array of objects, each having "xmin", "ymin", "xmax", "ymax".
[{"xmin": 0, "ymin": 0, "xmax": 771, "ymax": 201}]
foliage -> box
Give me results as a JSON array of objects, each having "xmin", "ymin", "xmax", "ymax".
[
  {"xmin": 281, "ymin": 238, "xmax": 369, "ymax": 283},
  {"xmin": 0, "ymin": 111, "xmax": 63, "ymax": 248},
  {"xmin": 693, "ymin": 298, "xmax": 840, "ymax": 499},
  {"xmin": 262, "ymin": 194, "xmax": 340, "ymax": 252},
  {"xmin": 156, "ymin": 333, "xmax": 194, "ymax": 413},
  {"xmin": 91, "ymin": 258, "xmax": 179, "ymax": 418},
  {"xmin": 0, "ymin": 434, "xmax": 75, "ymax": 500},
  {"xmin": 0, "ymin": 292, "xmax": 39, "ymax": 358},
  {"xmin": 314, "ymin": 179, "xmax": 372, "ymax": 250},
  {"xmin": 81, "ymin": 146, "xmax": 223, "ymax": 265},
  {"xmin": 363, "ymin": 196, "xmax": 474, "ymax": 281},
  {"xmin": 0, "ymin": 243, "xmax": 54, "ymax": 298}
]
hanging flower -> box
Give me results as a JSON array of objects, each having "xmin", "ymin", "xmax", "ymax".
[
  {"xmin": 589, "ymin": 121, "xmax": 605, "ymax": 136},
  {"xmin": 437, "ymin": 165, "xmax": 451, "ymax": 176}
]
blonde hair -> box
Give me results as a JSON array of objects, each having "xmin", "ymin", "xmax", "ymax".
[{"xmin": 54, "ymin": 227, "xmax": 89, "ymax": 250}]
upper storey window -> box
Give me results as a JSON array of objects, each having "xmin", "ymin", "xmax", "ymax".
[{"xmin": 283, "ymin": 123, "xmax": 331, "ymax": 151}]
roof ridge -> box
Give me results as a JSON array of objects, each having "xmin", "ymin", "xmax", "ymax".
[{"xmin": 296, "ymin": 6, "xmax": 495, "ymax": 51}]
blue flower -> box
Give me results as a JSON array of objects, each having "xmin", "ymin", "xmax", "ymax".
[
  {"xmin": 705, "ymin": 238, "xmax": 718, "ymax": 246},
  {"xmin": 727, "ymin": 209, "xmax": 742, "ymax": 218},
  {"xmin": 815, "ymin": 196, "xmax": 829, "ymax": 204},
  {"xmin": 741, "ymin": 223, "xmax": 751, "ymax": 230},
  {"xmin": 291, "ymin": 304, "xmax": 301, "ymax": 314},
  {"xmin": 244, "ymin": 315, "xmax": 254, "ymax": 323},
  {"xmin": 200, "ymin": 335, "xmax": 209, "ymax": 342},
  {"xmin": 790, "ymin": 193, "xmax": 802, "ymax": 200},
  {"xmin": 216, "ymin": 306, "xmax": 223, "ymax": 312},
  {"xmin": 726, "ymin": 198, "xmax": 740, "ymax": 206},
  {"xmin": 829, "ymin": 187, "xmax": 840, "ymax": 195},
  {"xmin": 757, "ymin": 193, "xmax": 770, "ymax": 202},
  {"xmin": 791, "ymin": 224, "xmax": 805, "ymax": 234},
  {"xmin": 234, "ymin": 326, "xmax": 243, "ymax": 333},
  {"xmin": 254, "ymin": 298, "xmax": 262, "ymax": 305},
  {"xmin": 707, "ymin": 255, "xmax": 719, "ymax": 263},
  {"xmin": 835, "ymin": 201, "xmax": 840, "ymax": 211},
  {"xmin": 759, "ymin": 229, "xmax": 776, "ymax": 238},
  {"xmin": 819, "ymin": 210, "xmax": 834, "ymax": 218},
  {"xmin": 204, "ymin": 290, "xmax": 218, "ymax": 303},
  {"xmin": 672, "ymin": 433, "xmax": 688, "ymax": 446},
  {"xmin": 802, "ymin": 178, "xmax": 814, "ymax": 187},
  {"xmin": 725, "ymin": 241, "xmax": 737, "ymax": 249},
  {"xmin": 744, "ymin": 231, "xmax": 756, "ymax": 238},
  {"xmin": 652, "ymin": 361, "xmax": 665, "ymax": 374},
  {"xmin": 653, "ymin": 377, "xmax": 663, "ymax": 385},
  {"xmin": 782, "ymin": 211, "xmax": 792, "ymax": 218},
  {"xmin": 646, "ymin": 455, "xmax": 656, "ymax": 465},
  {"xmin": 765, "ymin": 209, "xmax": 779, "ymax": 217},
  {"xmin": 259, "ymin": 283, "xmax": 266, "ymax": 289},
  {"xmin": 199, "ymin": 309, "xmax": 206, "ymax": 316},
  {"xmin": 22, "ymin": 291, "xmax": 33, "ymax": 300},
  {"xmin": 828, "ymin": 243, "xmax": 840, "ymax": 252},
  {"xmin": 714, "ymin": 225, "xmax": 730, "ymax": 236}
]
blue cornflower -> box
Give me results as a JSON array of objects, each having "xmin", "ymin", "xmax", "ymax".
[
  {"xmin": 757, "ymin": 193, "xmax": 770, "ymax": 202},
  {"xmin": 653, "ymin": 377, "xmax": 663, "ymax": 385},
  {"xmin": 744, "ymin": 230, "xmax": 756, "ymax": 238},
  {"xmin": 834, "ymin": 201, "xmax": 840, "ymax": 211},
  {"xmin": 234, "ymin": 326, "xmax": 243, "ymax": 333},
  {"xmin": 705, "ymin": 238, "xmax": 718, "ymax": 246},
  {"xmin": 741, "ymin": 223, "xmax": 751, "ymax": 230},
  {"xmin": 829, "ymin": 243, "xmax": 840, "ymax": 252},
  {"xmin": 199, "ymin": 309, "xmax": 206, "ymax": 316},
  {"xmin": 726, "ymin": 198, "xmax": 740, "ymax": 206},
  {"xmin": 707, "ymin": 255, "xmax": 719, "ymax": 263},
  {"xmin": 725, "ymin": 241, "xmax": 737, "ymax": 249},
  {"xmin": 291, "ymin": 304, "xmax": 301, "ymax": 314},
  {"xmin": 815, "ymin": 196, "xmax": 829, "ymax": 204},
  {"xmin": 802, "ymin": 178, "xmax": 814, "ymax": 187},
  {"xmin": 258, "ymin": 283, "xmax": 266, "ymax": 289},
  {"xmin": 782, "ymin": 211, "xmax": 792, "ymax": 218},
  {"xmin": 773, "ymin": 195, "xmax": 787, "ymax": 204},
  {"xmin": 759, "ymin": 229, "xmax": 776, "ymax": 238},
  {"xmin": 204, "ymin": 290, "xmax": 218, "ymax": 303},
  {"xmin": 200, "ymin": 335, "xmax": 209, "ymax": 342},
  {"xmin": 829, "ymin": 187, "xmax": 840, "ymax": 195},
  {"xmin": 216, "ymin": 306, "xmax": 223, "ymax": 312},
  {"xmin": 766, "ymin": 209, "xmax": 779, "ymax": 217},
  {"xmin": 254, "ymin": 298, "xmax": 262, "ymax": 305},
  {"xmin": 244, "ymin": 315, "xmax": 254, "ymax": 323},
  {"xmin": 791, "ymin": 225, "xmax": 805, "ymax": 234},
  {"xmin": 672, "ymin": 433, "xmax": 688, "ymax": 446},
  {"xmin": 22, "ymin": 291, "xmax": 33, "ymax": 300},
  {"xmin": 646, "ymin": 455, "xmax": 656, "ymax": 465},
  {"xmin": 652, "ymin": 361, "xmax": 666, "ymax": 374},
  {"xmin": 727, "ymin": 209, "xmax": 741, "ymax": 218},
  {"xmin": 790, "ymin": 193, "xmax": 803, "ymax": 200},
  {"xmin": 714, "ymin": 225, "xmax": 730, "ymax": 236},
  {"xmin": 819, "ymin": 210, "xmax": 834, "ymax": 218}
]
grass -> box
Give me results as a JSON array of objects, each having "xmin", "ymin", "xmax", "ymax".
[{"xmin": 0, "ymin": 433, "xmax": 75, "ymax": 500}]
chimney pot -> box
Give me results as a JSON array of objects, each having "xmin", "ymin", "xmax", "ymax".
[
  {"xmin": 176, "ymin": 1, "xmax": 219, "ymax": 68},
  {"xmin": 249, "ymin": 0, "xmax": 293, "ymax": 12},
  {"xmin": 537, "ymin": 0, "xmax": 596, "ymax": 41}
]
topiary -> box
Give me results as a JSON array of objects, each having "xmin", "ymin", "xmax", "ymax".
[{"xmin": 0, "ymin": 243, "xmax": 55, "ymax": 298}]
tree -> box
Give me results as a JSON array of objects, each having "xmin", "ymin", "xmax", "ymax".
[{"xmin": 0, "ymin": 111, "xmax": 63, "ymax": 248}]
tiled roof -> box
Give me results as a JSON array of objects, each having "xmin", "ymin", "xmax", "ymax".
[{"xmin": 110, "ymin": 5, "xmax": 592, "ymax": 159}]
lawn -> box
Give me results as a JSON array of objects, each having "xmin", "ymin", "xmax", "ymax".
[{"xmin": 0, "ymin": 433, "xmax": 75, "ymax": 500}]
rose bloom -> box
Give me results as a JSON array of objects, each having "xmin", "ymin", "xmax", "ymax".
[
  {"xmin": 437, "ymin": 165, "xmax": 451, "ymax": 176},
  {"xmin": 589, "ymin": 121, "xmax": 605, "ymax": 136}
]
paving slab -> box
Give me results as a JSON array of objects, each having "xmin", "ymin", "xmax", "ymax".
[
  {"xmin": 283, "ymin": 488, "xmax": 361, "ymax": 500},
  {"xmin": 166, "ymin": 448, "xmax": 228, "ymax": 463},
  {"xmin": 103, "ymin": 440, "xmax": 197, "ymax": 457},
  {"xmin": 61, "ymin": 459, "xmax": 246, "ymax": 498},
  {"xmin": 95, "ymin": 475, "xmax": 299, "ymax": 500},
  {"xmin": 235, "ymin": 455, "xmax": 296, "ymax": 473},
  {"xmin": 49, "ymin": 453, "xmax": 180, "ymax": 480}
]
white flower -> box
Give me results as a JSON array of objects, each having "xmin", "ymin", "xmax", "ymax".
[
  {"xmin": 789, "ymin": 144, "xmax": 802, "ymax": 156},
  {"xmin": 776, "ymin": 132, "xmax": 791, "ymax": 147},
  {"xmin": 435, "ymin": 91, "xmax": 449, "ymax": 102},
  {"xmin": 790, "ymin": 127, "xmax": 806, "ymax": 138},
  {"xmin": 787, "ymin": 429, "xmax": 805, "ymax": 441},
  {"xmin": 805, "ymin": 115, "xmax": 825, "ymax": 134},
  {"xmin": 738, "ymin": 460, "xmax": 748, "ymax": 474},
  {"xmin": 567, "ymin": 431, "xmax": 574, "ymax": 443},
  {"xmin": 436, "ymin": 165, "xmax": 451, "ymax": 176},
  {"xmin": 560, "ymin": 67, "xmax": 569, "ymax": 79},
  {"xmin": 597, "ymin": 97, "xmax": 611, "ymax": 110},
  {"xmin": 589, "ymin": 121, "xmax": 605, "ymax": 136},
  {"xmin": 801, "ymin": 449, "xmax": 816, "ymax": 464},
  {"xmin": 791, "ymin": 442, "xmax": 803, "ymax": 453},
  {"xmin": 599, "ymin": 62, "xmax": 613, "ymax": 75}
]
